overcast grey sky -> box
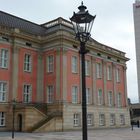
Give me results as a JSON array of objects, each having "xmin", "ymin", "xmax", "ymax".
[{"xmin": 0, "ymin": 0, "xmax": 138, "ymax": 102}]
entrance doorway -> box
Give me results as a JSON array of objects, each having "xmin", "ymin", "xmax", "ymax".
[{"xmin": 17, "ymin": 114, "xmax": 22, "ymax": 132}]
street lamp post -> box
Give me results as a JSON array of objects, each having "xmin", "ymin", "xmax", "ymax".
[
  {"xmin": 12, "ymin": 99, "xmax": 16, "ymax": 139},
  {"xmin": 70, "ymin": 2, "xmax": 96, "ymax": 140}
]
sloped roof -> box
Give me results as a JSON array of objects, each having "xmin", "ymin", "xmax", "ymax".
[
  {"xmin": 0, "ymin": 11, "xmax": 129, "ymax": 61},
  {"xmin": 0, "ymin": 11, "xmax": 47, "ymax": 35}
]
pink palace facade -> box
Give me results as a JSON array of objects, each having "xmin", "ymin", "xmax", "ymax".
[{"xmin": 0, "ymin": 11, "xmax": 130, "ymax": 132}]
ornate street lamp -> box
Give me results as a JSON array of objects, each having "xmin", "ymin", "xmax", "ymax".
[
  {"xmin": 12, "ymin": 99, "xmax": 16, "ymax": 139},
  {"xmin": 70, "ymin": 2, "xmax": 96, "ymax": 140}
]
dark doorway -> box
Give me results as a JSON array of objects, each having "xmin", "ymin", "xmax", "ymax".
[{"xmin": 18, "ymin": 114, "xmax": 22, "ymax": 132}]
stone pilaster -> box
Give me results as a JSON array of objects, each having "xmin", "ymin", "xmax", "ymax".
[
  {"xmin": 113, "ymin": 63, "xmax": 117, "ymax": 107},
  {"xmin": 62, "ymin": 48, "xmax": 67, "ymax": 103},
  {"xmin": 92, "ymin": 57, "xmax": 97, "ymax": 105},
  {"xmin": 56, "ymin": 48, "xmax": 61, "ymax": 101},
  {"xmin": 79, "ymin": 54, "xmax": 82, "ymax": 104},
  {"xmin": 37, "ymin": 52, "xmax": 44, "ymax": 102},
  {"xmin": 103, "ymin": 60, "xmax": 107, "ymax": 106},
  {"xmin": 89, "ymin": 56, "xmax": 93, "ymax": 104},
  {"xmin": 123, "ymin": 65, "xmax": 128, "ymax": 107},
  {"xmin": 11, "ymin": 44, "xmax": 19, "ymax": 100}
]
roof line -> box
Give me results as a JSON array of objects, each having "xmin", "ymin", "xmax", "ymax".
[{"xmin": 0, "ymin": 10, "xmax": 46, "ymax": 29}]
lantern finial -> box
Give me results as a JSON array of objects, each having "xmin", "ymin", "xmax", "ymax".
[
  {"xmin": 78, "ymin": 1, "xmax": 87, "ymax": 11},
  {"xmin": 70, "ymin": 2, "xmax": 96, "ymax": 42}
]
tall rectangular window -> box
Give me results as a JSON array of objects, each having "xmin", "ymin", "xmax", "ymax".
[
  {"xmin": 47, "ymin": 85, "xmax": 54, "ymax": 103},
  {"xmin": 0, "ymin": 82, "xmax": 7, "ymax": 102},
  {"xmin": 86, "ymin": 88, "xmax": 91, "ymax": 104},
  {"xmin": 72, "ymin": 86, "xmax": 78, "ymax": 104},
  {"xmin": 72, "ymin": 56, "xmax": 78, "ymax": 73},
  {"xmin": 0, "ymin": 49, "xmax": 8, "ymax": 68},
  {"xmin": 87, "ymin": 114, "xmax": 93, "ymax": 126},
  {"xmin": 120, "ymin": 114, "xmax": 125, "ymax": 125},
  {"xmin": 24, "ymin": 54, "xmax": 32, "ymax": 72},
  {"xmin": 117, "ymin": 93, "xmax": 122, "ymax": 107},
  {"xmin": 99, "ymin": 114, "xmax": 105, "ymax": 126},
  {"xmin": 85, "ymin": 60, "xmax": 90, "ymax": 76},
  {"xmin": 107, "ymin": 65, "xmax": 112, "ymax": 80},
  {"xmin": 23, "ymin": 84, "xmax": 32, "ymax": 103},
  {"xmin": 108, "ymin": 91, "xmax": 113, "ymax": 106},
  {"xmin": 116, "ymin": 68, "xmax": 120, "ymax": 82},
  {"xmin": 73, "ymin": 113, "xmax": 80, "ymax": 126},
  {"xmin": 98, "ymin": 89, "xmax": 103, "ymax": 105},
  {"xmin": 0, "ymin": 112, "xmax": 5, "ymax": 126},
  {"xmin": 96, "ymin": 63, "xmax": 102, "ymax": 79},
  {"xmin": 110, "ymin": 114, "xmax": 115, "ymax": 126},
  {"xmin": 47, "ymin": 55, "xmax": 54, "ymax": 72}
]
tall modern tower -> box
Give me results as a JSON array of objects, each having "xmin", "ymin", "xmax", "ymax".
[{"xmin": 133, "ymin": 0, "xmax": 140, "ymax": 102}]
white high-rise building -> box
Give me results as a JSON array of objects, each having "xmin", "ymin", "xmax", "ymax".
[{"xmin": 133, "ymin": 0, "xmax": 140, "ymax": 102}]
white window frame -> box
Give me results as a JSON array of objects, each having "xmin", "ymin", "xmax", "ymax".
[
  {"xmin": 47, "ymin": 85, "xmax": 54, "ymax": 103},
  {"xmin": 24, "ymin": 53, "xmax": 32, "ymax": 72},
  {"xmin": 120, "ymin": 114, "xmax": 125, "ymax": 125},
  {"xmin": 73, "ymin": 113, "xmax": 80, "ymax": 127},
  {"xmin": 0, "ymin": 82, "xmax": 7, "ymax": 102},
  {"xmin": 0, "ymin": 49, "xmax": 8, "ymax": 69},
  {"xmin": 117, "ymin": 93, "xmax": 122, "ymax": 107},
  {"xmin": 108, "ymin": 91, "xmax": 113, "ymax": 107},
  {"xmin": 98, "ymin": 89, "xmax": 103, "ymax": 105},
  {"xmin": 110, "ymin": 114, "xmax": 115, "ymax": 126},
  {"xmin": 107, "ymin": 65, "xmax": 112, "ymax": 80},
  {"xmin": 47, "ymin": 55, "xmax": 54, "ymax": 73},
  {"xmin": 72, "ymin": 56, "xmax": 78, "ymax": 73},
  {"xmin": 72, "ymin": 86, "xmax": 78, "ymax": 104},
  {"xmin": 0, "ymin": 112, "xmax": 5, "ymax": 126},
  {"xmin": 87, "ymin": 114, "xmax": 93, "ymax": 126},
  {"xmin": 23, "ymin": 84, "xmax": 32, "ymax": 103},
  {"xmin": 85, "ymin": 60, "xmax": 90, "ymax": 76},
  {"xmin": 99, "ymin": 114, "xmax": 105, "ymax": 126},
  {"xmin": 96, "ymin": 63, "xmax": 102, "ymax": 79}
]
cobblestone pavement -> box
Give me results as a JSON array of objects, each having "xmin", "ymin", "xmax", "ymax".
[{"xmin": 0, "ymin": 127, "xmax": 140, "ymax": 140}]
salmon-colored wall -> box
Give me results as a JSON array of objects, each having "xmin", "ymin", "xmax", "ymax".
[
  {"xmin": 115, "ymin": 65, "xmax": 126, "ymax": 106},
  {"xmin": 17, "ymin": 48, "xmax": 38, "ymax": 102},
  {"xmin": 0, "ymin": 44, "xmax": 12, "ymax": 80},
  {"xmin": 85, "ymin": 55, "xmax": 93, "ymax": 87},
  {"xmin": 106, "ymin": 62, "xmax": 114, "ymax": 105},
  {"xmin": 96, "ymin": 59, "xmax": 105, "ymax": 104},
  {"xmin": 0, "ymin": 43, "xmax": 127, "ymax": 106},
  {"xmin": 0, "ymin": 44, "xmax": 12, "ymax": 101},
  {"xmin": 66, "ymin": 53, "xmax": 126, "ymax": 106},
  {"xmin": 43, "ymin": 49, "xmax": 56, "ymax": 103},
  {"xmin": 67, "ymin": 50, "xmax": 80, "ymax": 103}
]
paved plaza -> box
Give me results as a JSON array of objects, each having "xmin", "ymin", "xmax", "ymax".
[{"xmin": 0, "ymin": 127, "xmax": 140, "ymax": 140}]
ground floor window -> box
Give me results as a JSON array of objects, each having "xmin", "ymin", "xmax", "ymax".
[
  {"xmin": 99, "ymin": 114, "xmax": 105, "ymax": 126},
  {"xmin": 120, "ymin": 114, "xmax": 125, "ymax": 125},
  {"xmin": 110, "ymin": 114, "xmax": 115, "ymax": 126},
  {"xmin": 87, "ymin": 114, "xmax": 93, "ymax": 126},
  {"xmin": 0, "ymin": 112, "xmax": 5, "ymax": 126},
  {"xmin": 73, "ymin": 113, "xmax": 80, "ymax": 127}
]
